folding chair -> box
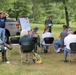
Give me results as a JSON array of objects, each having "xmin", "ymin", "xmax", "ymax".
[
  {"xmin": 44, "ymin": 37, "xmax": 54, "ymax": 45},
  {"xmin": 41, "ymin": 37, "xmax": 54, "ymax": 53},
  {"xmin": 69, "ymin": 42, "xmax": 76, "ymax": 63},
  {"xmin": 20, "ymin": 41, "xmax": 34, "ymax": 64},
  {"xmin": 9, "ymin": 36, "xmax": 20, "ymax": 45}
]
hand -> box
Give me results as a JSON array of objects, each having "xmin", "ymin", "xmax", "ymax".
[{"xmin": 5, "ymin": 13, "xmax": 9, "ymax": 17}]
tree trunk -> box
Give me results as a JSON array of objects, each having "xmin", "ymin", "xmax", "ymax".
[{"xmin": 62, "ymin": 0, "xmax": 69, "ymax": 27}]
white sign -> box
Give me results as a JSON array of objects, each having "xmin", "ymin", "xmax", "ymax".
[{"xmin": 19, "ymin": 17, "xmax": 31, "ymax": 31}]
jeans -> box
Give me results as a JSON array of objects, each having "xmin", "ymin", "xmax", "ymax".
[
  {"xmin": 54, "ymin": 40, "xmax": 62, "ymax": 51},
  {"xmin": 64, "ymin": 47, "xmax": 71, "ymax": 59},
  {"xmin": 0, "ymin": 28, "xmax": 6, "ymax": 43},
  {"xmin": 41, "ymin": 43, "xmax": 49, "ymax": 51}
]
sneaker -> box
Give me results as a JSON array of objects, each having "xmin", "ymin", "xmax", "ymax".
[
  {"xmin": 56, "ymin": 48, "xmax": 61, "ymax": 53},
  {"xmin": 6, "ymin": 61, "xmax": 10, "ymax": 64}
]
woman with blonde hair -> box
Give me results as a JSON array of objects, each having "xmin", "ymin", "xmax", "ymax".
[{"xmin": 19, "ymin": 30, "xmax": 33, "ymax": 62}]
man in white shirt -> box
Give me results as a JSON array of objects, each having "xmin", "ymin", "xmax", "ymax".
[
  {"xmin": 64, "ymin": 28, "xmax": 76, "ymax": 62},
  {"xmin": 41, "ymin": 27, "xmax": 52, "ymax": 53}
]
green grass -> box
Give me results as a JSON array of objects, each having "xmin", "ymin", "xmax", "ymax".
[{"xmin": 0, "ymin": 23, "xmax": 76, "ymax": 75}]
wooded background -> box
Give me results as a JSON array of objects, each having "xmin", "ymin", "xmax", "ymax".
[{"xmin": 0, "ymin": 0, "xmax": 76, "ymax": 27}]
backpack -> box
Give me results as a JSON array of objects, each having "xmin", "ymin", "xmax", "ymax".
[{"xmin": 33, "ymin": 53, "xmax": 42, "ymax": 64}]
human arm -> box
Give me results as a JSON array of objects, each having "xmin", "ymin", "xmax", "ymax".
[{"xmin": 4, "ymin": 13, "xmax": 9, "ymax": 18}]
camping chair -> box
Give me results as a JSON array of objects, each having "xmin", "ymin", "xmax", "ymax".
[
  {"xmin": 69, "ymin": 42, "xmax": 76, "ymax": 63},
  {"xmin": 20, "ymin": 41, "xmax": 34, "ymax": 64}
]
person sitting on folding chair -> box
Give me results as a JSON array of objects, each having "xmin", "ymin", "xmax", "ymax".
[
  {"xmin": 41, "ymin": 27, "xmax": 52, "ymax": 53},
  {"xmin": 64, "ymin": 28, "xmax": 76, "ymax": 62},
  {"xmin": 19, "ymin": 30, "xmax": 33, "ymax": 62},
  {"xmin": 54, "ymin": 25, "xmax": 68, "ymax": 53}
]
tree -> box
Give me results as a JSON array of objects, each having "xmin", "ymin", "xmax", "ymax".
[
  {"xmin": 62, "ymin": 0, "xmax": 69, "ymax": 27},
  {"xmin": 41, "ymin": 0, "xmax": 69, "ymax": 27}
]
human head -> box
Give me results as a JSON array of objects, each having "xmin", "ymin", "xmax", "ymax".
[
  {"xmin": 0, "ymin": 12, "xmax": 4, "ymax": 18},
  {"xmin": 63, "ymin": 25, "xmax": 68, "ymax": 30},
  {"xmin": 44, "ymin": 27, "xmax": 49, "ymax": 33},
  {"xmin": 73, "ymin": 31, "xmax": 76, "ymax": 34},
  {"xmin": 20, "ymin": 30, "xmax": 28, "ymax": 37},
  {"xmin": 67, "ymin": 28, "xmax": 73, "ymax": 34},
  {"xmin": 47, "ymin": 15, "xmax": 51, "ymax": 20},
  {"xmin": 33, "ymin": 27, "xmax": 38, "ymax": 32}
]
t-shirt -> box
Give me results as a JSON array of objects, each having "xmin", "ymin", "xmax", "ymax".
[
  {"xmin": 0, "ymin": 17, "xmax": 6, "ymax": 28},
  {"xmin": 41, "ymin": 32, "xmax": 52, "ymax": 45},
  {"xmin": 64, "ymin": 34, "xmax": 76, "ymax": 49},
  {"xmin": 45, "ymin": 19, "xmax": 52, "ymax": 26},
  {"xmin": 60, "ymin": 31, "xmax": 68, "ymax": 45}
]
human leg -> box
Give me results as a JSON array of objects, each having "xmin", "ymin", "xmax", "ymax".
[
  {"xmin": 41, "ymin": 43, "xmax": 45, "ymax": 50},
  {"xmin": 41, "ymin": 44, "xmax": 48, "ymax": 53},
  {"xmin": 2, "ymin": 28, "xmax": 6, "ymax": 43},
  {"xmin": 1, "ymin": 50, "xmax": 7, "ymax": 62},
  {"xmin": 0, "ymin": 28, "xmax": 6, "ymax": 43},
  {"xmin": 25, "ymin": 53, "xmax": 28, "ymax": 62},
  {"xmin": 44, "ymin": 46, "xmax": 49, "ymax": 53},
  {"xmin": 48, "ymin": 26, "xmax": 51, "ymax": 32},
  {"xmin": 34, "ymin": 43, "xmax": 37, "ymax": 53},
  {"xmin": 64, "ymin": 47, "xmax": 71, "ymax": 62},
  {"xmin": 54, "ymin": 40, "xmax": 62, "ymax": 52}
]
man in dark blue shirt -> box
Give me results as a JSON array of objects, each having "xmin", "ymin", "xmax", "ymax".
[{"xmin": 0, "ymin": 12, "xmax": 6, "ymax": 43}]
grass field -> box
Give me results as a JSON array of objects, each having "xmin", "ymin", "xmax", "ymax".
[{"xmin": 0, "ymin": 23, "xmax": 76, "ymax": 75}]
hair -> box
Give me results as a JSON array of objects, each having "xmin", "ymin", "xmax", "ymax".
[
  {"xmin": 63, "ymin": 25, "xmax": 68, "ymax": 30},
  {"xmin": 67, "ymin": 28, "xmax": 73, "ymax": 34},
  {"xmin": 33, "ymin": 27, "xmax": 38, "ymax": 32},
  {"xmin": 43, "ymin": 27, "xmax": 49, "ymax": 33},
  {"xmin": 20, "ymin": 30, "xmax": 28, "ymax": 37},
  {"xmin": 74, "ymin": 31, "xmax": 76, "ymax": 34}
]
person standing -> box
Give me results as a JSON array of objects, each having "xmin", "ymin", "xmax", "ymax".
[
  {"xmin": 0, "ymin": 12, "xmax": 10, "ymax": 63},
  {"xmin": 0, "ymin": 12, "xmax": 8, "ymax": 43},
  {"xmin": 44, "ymin": 16, "xmax": 53, "ymax": 32}
]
